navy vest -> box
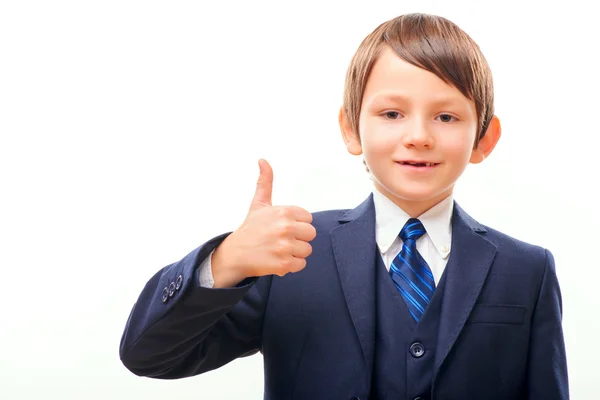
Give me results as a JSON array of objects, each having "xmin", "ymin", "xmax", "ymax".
[{"xmin": 370, "ymin": 252, "xmax": 448, "ymax": 400}]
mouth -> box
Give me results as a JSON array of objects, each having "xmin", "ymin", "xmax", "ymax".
[{"xmin": 396, "ymin": 160, "xmax": 440, "ymax": 168}]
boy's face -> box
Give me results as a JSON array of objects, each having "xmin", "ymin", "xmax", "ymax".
[{"xmin": 340, "ymin": 47, "xmax": 500, "ymax": 216}]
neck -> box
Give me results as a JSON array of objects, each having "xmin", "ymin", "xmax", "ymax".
[{"xmin": 374, "ymin": 184, "xmax": 453, "ymax": 218}]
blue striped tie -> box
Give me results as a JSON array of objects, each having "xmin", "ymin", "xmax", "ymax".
[{"xmin": 389, "ymin": 218, "xmax": 436, "ymax": 322}]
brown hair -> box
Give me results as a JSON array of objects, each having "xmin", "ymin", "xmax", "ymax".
[{"xmin": 343, "ymin": 13, "xmax": 494, "ymax": 148}]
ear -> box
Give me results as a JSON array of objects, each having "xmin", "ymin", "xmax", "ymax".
[
  {"xmin": 339, "ymin": 106, "xmax": 363, "ymax": 156},
  {"xmin": 470, "ymin": 115, "xmax": 501, "ymax": 164}
]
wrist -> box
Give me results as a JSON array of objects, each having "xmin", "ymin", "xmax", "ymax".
[{"xmin": 211, "ymin": 236, "xmax": 246, "ymax": 288}]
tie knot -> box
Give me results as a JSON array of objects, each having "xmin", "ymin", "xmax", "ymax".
[{"xmin": 399, "ymin": 218, "xmax": 426, "ymax": 242}]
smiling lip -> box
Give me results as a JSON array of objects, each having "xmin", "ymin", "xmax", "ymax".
[{"xmin": 396, "ymin": 160, "xmax": 440, "ymax": 167}]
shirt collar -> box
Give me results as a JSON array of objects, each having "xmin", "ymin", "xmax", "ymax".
[{"xmin": 372, "ymin": 188, "xmax": 454, "ymax": 259}]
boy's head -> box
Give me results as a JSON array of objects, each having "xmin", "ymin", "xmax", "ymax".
[{"xmin": 339, "ymin": 13, "xmax": 501, "ymax": 216}]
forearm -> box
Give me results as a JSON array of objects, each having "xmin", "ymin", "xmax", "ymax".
[{"xmin": 119, "ymin": 233, "xmax": 267, "ymax": 378}]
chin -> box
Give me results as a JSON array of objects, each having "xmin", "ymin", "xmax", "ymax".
[
  {"xmin": 384, "ymin": 184, "xmax": 445, "ymax": 202},
  {"xmin": 393, "ymin": 192, "xmax": 441, "ymax": 203}
]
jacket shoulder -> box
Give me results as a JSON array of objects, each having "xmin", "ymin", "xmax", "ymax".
[
  {"xmin": 480, "ymin": 223, "xmax": 551, "ymax": 270},
  {"xmin": 310, "ymin": 208, "xmax": 348, "ymax": 229}
]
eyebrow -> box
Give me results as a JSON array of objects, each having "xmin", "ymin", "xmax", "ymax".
[{"xmin": 368, "ymin": 93, "xmax": 467, "ymax": 108}]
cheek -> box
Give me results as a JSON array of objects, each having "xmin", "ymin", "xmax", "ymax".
[
  {"xmin": 360, "ymin": 121, "xmax": 397, "ymax": 156},
  {"xmin": 440, "ymin": 134, "xmax": 476, "ymax": 161},
  {"xmin": 362, "ymin": 137, "xmax": 396, "ymax": 161}
]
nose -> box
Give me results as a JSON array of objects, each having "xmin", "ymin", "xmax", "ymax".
[{"xmin": 401, "ymin": 118, "xmax": 434, "ymax": 149}]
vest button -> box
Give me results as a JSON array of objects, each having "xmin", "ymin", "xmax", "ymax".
[{"xmin": 410, "ymin": 342, "xmax": 425, "ymax": 358}]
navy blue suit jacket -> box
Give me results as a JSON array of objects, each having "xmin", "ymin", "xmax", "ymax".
[{"xmin": 120, "ymin": 195, "xmax": 569, "ymax": 399}]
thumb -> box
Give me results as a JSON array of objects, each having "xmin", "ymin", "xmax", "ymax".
[{"xmin": 251, "ymin": 159, "xmax": 273, "ymax": 209}]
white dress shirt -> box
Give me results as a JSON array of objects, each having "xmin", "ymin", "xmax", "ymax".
[
  {"xmin": 372, "ymin": 189, "xmax": 453, "ymax": 285},
  {"xmin": 198, "ymin": 189, "xmax": 454, "ymax": 288}
]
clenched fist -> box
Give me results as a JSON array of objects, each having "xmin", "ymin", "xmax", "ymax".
[{"xmin": 211, "ymin": 159, "xmax": 317, "ymax": 288}]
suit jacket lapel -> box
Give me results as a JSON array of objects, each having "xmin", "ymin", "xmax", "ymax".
[
  {"xmin": 434, "ymin": 202, "xmax": 498, "ymax": 376},
  {"xmin": 330, "ymin": 194, "xmax": 377, "ymax": 378}
]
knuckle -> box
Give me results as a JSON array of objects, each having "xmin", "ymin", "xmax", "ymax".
[
  {"xmin": 277, "ymin": 222, "xmax": 294, "ymax": 236},
  {"xmin": 276, "ymin": 207, "xmax": 292, "ymax": 219},
  {"xmin": 275, "ymin": 240, "xmax": 292, "ymax": 256},
  {"xmin": 280, "ymin": 258, "xmax": 293, "ymax": 270}
]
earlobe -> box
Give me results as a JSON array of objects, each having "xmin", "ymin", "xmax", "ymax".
[
  {"xmin": 339, "ymin": 106, "xmax": 363, "ymax": 156},
  {"xmin": 470, "ymin": 115, "xmax": 501, "ymax": 164}
]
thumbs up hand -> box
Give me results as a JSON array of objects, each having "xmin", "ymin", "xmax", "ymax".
[{"xmin": 211, "ymin": 160, "xmax": 317, "ymax": 288}]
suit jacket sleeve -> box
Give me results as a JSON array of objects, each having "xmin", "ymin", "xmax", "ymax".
[
  {"xmin": 526, "ymin": 249, "xmax": 569, "ymax": 399},
  {"xmin": 119, "ymin": 232, "xmax": 271, "ymax": 379}
]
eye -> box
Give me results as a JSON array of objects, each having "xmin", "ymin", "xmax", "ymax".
[
  {"xmin": 381, "ymin": 111, "xmax": 402, "ymax": 119},
  {"xmin": 436, "ymin": 113, "xmax": 458, "ymax": 123}
]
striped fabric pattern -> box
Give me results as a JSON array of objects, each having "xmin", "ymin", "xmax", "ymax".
[{"xmin": 389, "ymin": 218, "xmax": 436, "ymax": 322}]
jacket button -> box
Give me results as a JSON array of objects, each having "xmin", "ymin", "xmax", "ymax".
[
  {"xmin": 175, "ymin": 274, "xmax": 183, "ymax": 290},
  {"xmin": 161, "ymin": 287, "xmax": 169, "ymax": 303},
  {"xmin": 350, "ymin": 397, "xmax": 360, "ymax": 400},
  {"xmin": 168, "ymin": 282, "xmax": 176, "ymax": 297},
  {"xmin": 410, "ymin": 342, "xmax": 425, "ymax": 358},
  {"xmin": 414, "ymin": 397, "xmax": 425, "ymax": 400}
]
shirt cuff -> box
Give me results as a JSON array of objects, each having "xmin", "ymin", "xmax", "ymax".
[{"xmin": 197, "ymin": 249, "xmax": 215, "ymax": 288}]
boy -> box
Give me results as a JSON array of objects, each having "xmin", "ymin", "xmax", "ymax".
[{"xmin": 119, "ymin": 13, "xmax": 568, "ymax": 399}]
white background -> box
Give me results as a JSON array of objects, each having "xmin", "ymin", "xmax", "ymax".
[{"xmin": 1, "ymin": 0, "xmax": 598, "ymax": 398}]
